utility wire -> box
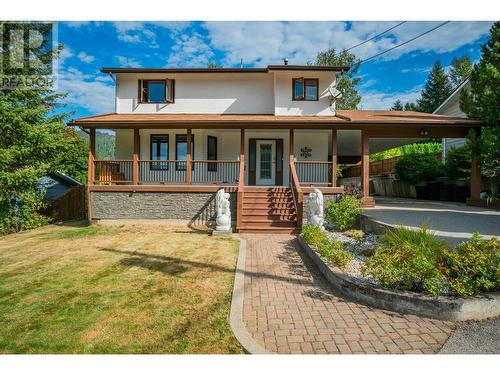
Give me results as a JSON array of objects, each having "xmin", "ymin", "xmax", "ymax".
[
  {"xmin": 344, "ymin": 21, "xmax": 407, "ymax": 52},
  {"xmin": 333, "ymin": 21, "xmax": 452, "ymax": 95},
  {"xmin": 358, "ymin": 21, "xmax": 451, "ymax": 64}
]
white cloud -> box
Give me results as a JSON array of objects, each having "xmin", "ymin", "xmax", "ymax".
[
  {"xmin": 166, "ymin": 32, "xmax": 215, "ymax": 67},
  {"xmin": 202, "ymin": 21, "xmax": 492, "ymax": 67},
  {"xmin": 77, "ymin": 51, "xmax": 95, "ymax": 64},
  {"xmin": 58, "ymin": 46, "xmax": 74, "ymax": 65},
  {"xmin": 115, "ymin": 55, "xmax": 142, "ymax": 68},
  {"xmin": 58, "ymin": 67, "xmax": 114, "ymax": 114},
  {"xmin": 401, "ymin": 66, "xmax": 431, "ymax": 74},
  {"xmin": 359, "ymin": 85, "xmax": 423, "ymax": 110},
  {"xmin": 111, "ymin": 21, "xmax": 192, "ymax": 49}
]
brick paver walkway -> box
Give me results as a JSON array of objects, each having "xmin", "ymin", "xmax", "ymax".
[{"xmin": 241, "ymin": 234, "xmax": 456, "ymax": 354}]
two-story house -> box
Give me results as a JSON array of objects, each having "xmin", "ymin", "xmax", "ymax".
[{"xmin": 71, "ymin": 64, "xmax": 482, "ymax": 232}]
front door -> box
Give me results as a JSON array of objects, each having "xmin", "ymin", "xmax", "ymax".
[{"xmin": 256, "ymin": 140, "xmax": 276, "ymax": 185}]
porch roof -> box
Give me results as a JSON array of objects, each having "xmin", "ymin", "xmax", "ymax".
[{"xmin": 69, "ymin": 110, "xmax": 482, "ymax": 128}]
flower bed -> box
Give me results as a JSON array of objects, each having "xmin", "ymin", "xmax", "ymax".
[
  {"xmin": 298, "ymin": 234, "xmax": 500, "ymax": 321},
  {"xmin": 299, "ymin": 195, "xmax": 500, "ymax": 320}
]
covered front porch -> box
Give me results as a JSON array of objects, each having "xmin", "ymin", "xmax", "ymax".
[{"xmin": 72, "ymin": 111, "xmax": 483, "ymax": 230}]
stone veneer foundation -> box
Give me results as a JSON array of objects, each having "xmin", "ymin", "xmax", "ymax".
[{"xmin": 91, "ymin": 191, "xmax": 236, "ymax": 225}]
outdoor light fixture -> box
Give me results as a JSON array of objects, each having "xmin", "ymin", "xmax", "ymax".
[{"xmin": 420, "ymin": 128, "xmax": 429, "ymax": 136}]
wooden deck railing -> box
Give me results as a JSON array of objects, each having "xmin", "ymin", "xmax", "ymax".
[
  {"xmin": 93, "ymin": 159, "xmax": 240, "ymax": 185},
  {"xmin": 94, "ymin": 160, "xmax": 134, "ymax": 185},
  {"xmin": 289, "ymin": 158, "xmax": 303, "ymax": 228},
  {"xmin": 295, "ymin": 160, "xmax": 334, "ymax": 187}
]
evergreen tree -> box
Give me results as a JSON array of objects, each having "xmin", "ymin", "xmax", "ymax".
[
  {"xmin": 312, "ymin": 49, "xmax": 361, "ymax": 109},
  {"xmin": 417, "ymin": 60, "xmax": 453, "ymax": 113},
  {"xmin": 449, "ymin": 55, "xmax": 473, "ymax": 88},
  {"xmin": 0, "ymin": 22, "xmax": 87, "ymax": 234},
  {"xmin": 460, "ymin": 21, "xmax": 500, "ymax": 126},
  {"xmin": 460, "ymin": 21, "xmax": 500, "ymax": 180},
  {"xmin": 404, "ymin": 102, "xmax": 420, "ymax": 111},
  {"xmin": 391, "ymin": 100, "xmax": 404, "ymax": 111}
]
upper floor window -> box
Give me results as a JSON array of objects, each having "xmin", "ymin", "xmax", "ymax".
[
  {"xmin": 292, "ymin": 78, "xmax": 318, "ymax": 101},
  {"xmin": 139, "ymin": 79, "xmax": 175, "ymax": 103}
]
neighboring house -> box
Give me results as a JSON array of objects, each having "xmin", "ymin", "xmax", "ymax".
[
  {"xmin": 70, "ymin": 63, "xmax": 482, "ymax": 232},
  {"xmin": 434, "ymin": 78, "xmax": 471, "ymax": 159},
  {"xmin": 36, "ymin": 172, "xmax": 83, "ymax": 201}
]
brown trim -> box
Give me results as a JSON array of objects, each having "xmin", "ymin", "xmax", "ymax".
[
  {"xmin": 101, "ymin": 65, "xmax": 349, "ymax": 74},
  {"xmin": 139, "ymin": 79, "xmax": 175, "ymax": 104},
  {"xmin": 89, "ymin": 185, "xmax": 238, "ymax": 193},
  {"xmin": 361, "ymin": 130, "xmax": 370, "ymax": 200},
  {"xmin": 292, "ymin": 78, "xmax": 319, "ymax": 101},
  {"xmin": 87, "ymin": 128, "xmax": 96, "ymax": 186},
  {"xmin": 331, "ymin": 129, "xmax": 337, "ymax": 187},
  {"xmin": 186, "ymin": 129, "xmax": 192, "ymax": 184},
  {"xmin": 470, "ymin": 128, "xmax": 481, "ymax": 200},
  {"xmin": 133, "ymin": 129, "xmax": 139, "ymax": 185},
  {"xmin": 237, "ymin": 129, "xmax": 245, "ymax": 230}
]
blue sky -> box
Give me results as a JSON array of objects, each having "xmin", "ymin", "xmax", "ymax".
[{"xmin": 56, "ymin": 21, "xmax": 493, "ymax": 120}]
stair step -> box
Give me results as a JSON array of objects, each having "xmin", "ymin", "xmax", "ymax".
[
  {"xmin": 241, "ymin": 217, "xmax": 296, "ymax": 224},
  {"xmin": 238, "ymin": 226, "xmax": 300, "ymax": 234},
  {"xmin": 243, "ymin": 196, "xmax": 293, "ymax": 202},
  {"xmin": 243, "ymin": 203, "xmax": 294, "ymax": 209},
  {"xmin": 242, "ymin": 213, "xmax": 297, "ymax": 219},
  {"xmin": 239, "ymin": 221, "xmax": 297, "ymax": 228}
]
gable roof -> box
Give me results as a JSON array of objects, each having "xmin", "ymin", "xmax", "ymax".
[
  {"xmin": 433, "ymin": 77, "xmax": 470, "ymax": 114},
  {"xmin": 100, "ymin": 65, "xmax": 350, "ymax": 74}
]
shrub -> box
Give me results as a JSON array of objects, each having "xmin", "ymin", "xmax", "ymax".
[
  {"xmin": 364, "ymin": 225, "xmax": 448, "ymax": 295},
  {"xmin": 343, "ymin": 229, "xmax": 365, "ymax": 240},
  {"xmin": 343, "ymin": 183, "xmax": 362, "ymax": 198},
  {"xmin": 395, "ymin": 153, "xmax": 443, "ymax": 185},
  {"xmin": 301, "ymin": 225, "xmax": 353, "ymax": 269},
  {"xmin": 325, "ymin": 195, "xmax": 362, "ymax": 231},
  {"xmin": 370, "ymin": 142, "xmax": 442, "ymax": 162},
  {"xmin": 444, "ymin": 145, "xmax": 471, "ymax": 180},
  {"xmin": 441, "ymin": 233, "xmax": 500, "ymax": 297}
]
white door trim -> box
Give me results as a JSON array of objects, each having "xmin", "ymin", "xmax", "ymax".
[{"xmin": 256, "ymin": 140, "xmax": 276, "ymax": 185}]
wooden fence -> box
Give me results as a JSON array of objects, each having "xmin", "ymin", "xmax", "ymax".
[
  {"xmin": 342, "ymin": 152, "xmax": 442, "ymax": 178},
  {"xmin": 42, "ymin": 185, "xmax": 86, "ymax": 222}
]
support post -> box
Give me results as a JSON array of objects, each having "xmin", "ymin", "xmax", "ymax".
[
  {"xmin": 237, "ymin": 129, "xmax": 245, "ymax": 230},
  {"xmin": 331, "ymin": 128, "xmax": 337, "ymax": 187},
  {"xmin": 87, "ymin": 128, "xmax": 96, "ymax": 186},
  {"xmin": 469, "ymin": 127, "xmax": 481, "ymax": 201},
  {"xmin": 133, "ymin": 128, "xmax": 139, "ymax": 185},
  {"xmin": 361, "ymin": 130, "xmax": 374, "ymax": 207},
  {"xmin": 289, "ymin": 128, "xmax": 295, "ymax": 162},
  {"xmin": 87, "ymin": 128, "xmax": 96, "ymax": 223},
  {"xmin": 186, "ymin": 128, "xmax": 192, "ymax": 184}
]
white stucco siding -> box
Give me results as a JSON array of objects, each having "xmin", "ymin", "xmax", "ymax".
[
  {"xmin": 115, "ymin": 130, "xmax": 134, "ymax": 159},
  {"xmin": 293, "ymin": 130, "xmax": 329, "ymax": 161},
  {"xmin": 273, "ymin": 71, "xmax": 337, "ymax": 116},
  {"xmin": 116, "ymin": 73, "xmax": 274, "ymax": 114},
  {"xmin": 434, "ymin": 82, "xmax": 469, "ymax": 158}
]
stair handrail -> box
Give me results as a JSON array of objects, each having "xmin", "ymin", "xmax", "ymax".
[
  {"xmin": 236, "ymin": 155, "xmax": 245, "ymax": 230},
  {"xmin": 289, "ymin": 157, "xmax": 303, "ymax": 229}
]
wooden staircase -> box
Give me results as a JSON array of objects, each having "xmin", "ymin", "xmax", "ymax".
[{"xmin": 238, "ymin": 187, "xmax": 300, "ymax": 233}]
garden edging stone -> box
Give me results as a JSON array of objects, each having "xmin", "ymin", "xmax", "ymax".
[{"xmin": 297, "ymin": 235, "xmax": 500, "ymax": 321}]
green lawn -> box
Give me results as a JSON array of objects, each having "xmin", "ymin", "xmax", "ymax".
[{"xmin": 0, "ymin": 222, "xmax": 243, "ymax": 353}]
